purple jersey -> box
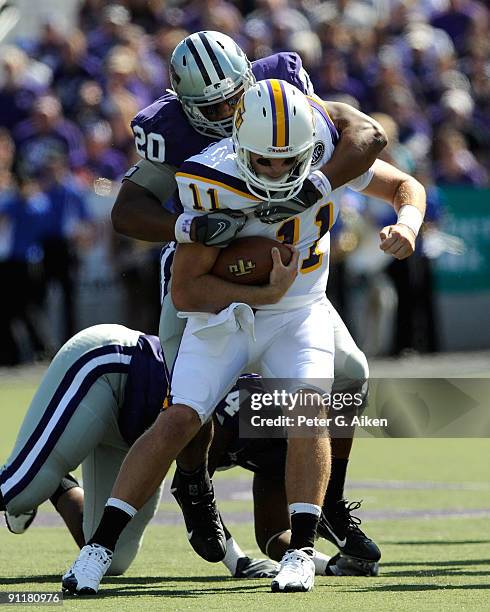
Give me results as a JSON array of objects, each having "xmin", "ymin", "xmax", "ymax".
[
  {"xmin": 130, "ymin": 53, "xmax": 313, "ymax": 169},
  {"xmin": 118, "ymin": 334, "xmax": 168, "ymax": 446}
]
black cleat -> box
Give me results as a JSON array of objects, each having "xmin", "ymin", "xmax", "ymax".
[
  {"xmin": 318, "ymin": 500, "xmax": 381, "ymax": 562},
  {"xmin": 326, "ymin": 552, "xmax": 380, "ymax": 576},
  {"xmin": 171, "ymin": 471, "xmax": 226, "ymax": 562}
]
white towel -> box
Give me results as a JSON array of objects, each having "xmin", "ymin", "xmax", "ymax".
[{"xmin": 178, "ymin": 302, "xmax": 256, "ymax": 341}]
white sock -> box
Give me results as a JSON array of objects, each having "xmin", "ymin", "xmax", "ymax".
[
  {"xmin": 222, "ymin": 537, "xmax": 246, "ymax": 575},
  {"xmin": 312, "ymin": 550, "xmax": 331, "ymax": 575},
  {"xmin": 106, "ymin": 497, "xmax": 137, "ymax": 518}
]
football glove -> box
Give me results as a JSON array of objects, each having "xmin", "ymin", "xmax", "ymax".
[{"xmin": 193, "ymin": 210, "xmax": 247, "ymax": 247}]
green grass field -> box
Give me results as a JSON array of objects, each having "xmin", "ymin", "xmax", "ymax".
[{"xmin": 1, "ymin": 370, "xmax": 489, "ymax": 611}]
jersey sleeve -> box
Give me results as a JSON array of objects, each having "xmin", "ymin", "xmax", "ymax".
[
  {"xmin": 123, "ymin": 158, "xmax": 178, "ymax": 204},
  {"xmin": 347, "ymin": 167, "xmax": 375, "ymax": 192},
  {"xmin": 252, "ymin": 52, "xmax": 315, "ymax": 95}
]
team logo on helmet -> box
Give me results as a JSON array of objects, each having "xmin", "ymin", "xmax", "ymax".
[{"xmin": 311, "ymin": 141, "xmax": 325, "ymax": 166}]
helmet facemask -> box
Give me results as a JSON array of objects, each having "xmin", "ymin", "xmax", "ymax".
[
  {"xmin": 235, "ymin": 145, "xmax": 314, "ymax": 202},
  {"xmin": 179, "ymin": 76, "xmax": 254, "ymax": 138}
]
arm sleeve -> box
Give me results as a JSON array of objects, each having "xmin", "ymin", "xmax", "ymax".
[
  {"xmin": 347, "ymin": 167, "xmax": 375, "ymax": 192},
  {"xmin": 123, "ymin": 158, "xmax": 178, "ymax": 203}
]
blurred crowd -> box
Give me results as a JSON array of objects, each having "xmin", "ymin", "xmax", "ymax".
[{"xmin": 0, "ymin": 0, "xmax": 489, "ymax": 364}]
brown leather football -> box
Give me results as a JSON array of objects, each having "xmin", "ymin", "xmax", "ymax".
[{"xmin": 211, "ymin": 236, "xmax": 292, "ymax": 285}]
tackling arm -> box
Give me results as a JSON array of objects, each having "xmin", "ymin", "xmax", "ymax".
[
  {"xmin": 171, "ymin": 242, "xmax": 298, "ymax": 313},
  {"xmin": 111, "ymin": 159, "xmax": 180, "ymax": 242},
  {"xmin": 322, "ymin": 102, "xmax": 388, "ymax": 190},
  {"xmin": 112, "ymin": 160, "xmax": 248, "ymax": 247},
  {"xmin": 111, "ymin": 180, "xmax": 179, "ymax": 242}
]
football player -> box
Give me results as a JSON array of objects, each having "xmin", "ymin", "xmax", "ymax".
[
  {"xmin": 207, "ymin": 376, "xmax": 380, "ymax": 578},
  {"xmin": 64, "ymin": 80, "xmax": 424, "ymax": 594},
  {"xmin": 0, "ymin": 325, "xmax": 277, "ymax": 579},
  {"xmin": 111, "ymin": 31, "xmax": 387, "ymax": 568}
]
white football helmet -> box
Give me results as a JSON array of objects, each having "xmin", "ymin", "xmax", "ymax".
[
  {"xmin": 232, "ymin": 79, "xmax": 316, "ymax": 201},
  {"xmin": 170, "ymin": 31, "xmax": 255, "ymax": 138}
]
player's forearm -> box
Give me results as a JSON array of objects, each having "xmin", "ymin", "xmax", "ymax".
[
  {"xmin": 363, "ymin": 160, "xmax": 426, "ymax": 216},
  {"xmin": 111, "ymin": 181, "xmax": 178, "ymax": 242},
  {"xmin": 392, "ymin": 176, "xmax": 426, "ymax": 217},
  {"xmin": 322, "ymin": 102, "xmax": 387, "ymax": 189},
  {"xmin": 172, "ymin": 274, "xmax": 279, "ymax": 314}
]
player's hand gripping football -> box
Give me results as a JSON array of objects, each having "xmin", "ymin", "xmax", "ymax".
[
  {"xmin": 191, "ymin": 210, "xmax": 247, "ymax": 247},
  {"xmin": 265, "ymin": 244, "xmax": 299, "ymax": 303},
  {"xmin": 379, "ymin": 223, "xmax": 416, "ymax": 260}
]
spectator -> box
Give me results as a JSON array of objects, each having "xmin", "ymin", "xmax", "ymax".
[
  {"xmin": 32, "ymin": 16, "xmax": 70, "ymax": 72},
  {"xmin": 315, "ymin": 50, "xmax": 368, "ymax": 106},
  {"xmin": 123, "ymin": 0, "xmax": 168, "ymax": 34},
  {"xmin": 86, "ymin": 3, "xmax": 132, "ymax": 60},
  {"xmin": 385, "ymin": 162, "xmax": 444, "ymax": 355},
  {"xmin": 52, "ymin": 30, "xmax": 100, "ymax": 113},
  {"xmin": 245, "ymin": 0, "xmax": 312, "ymax": 43},
  {"xmin": 0, "ymin": 174, "xmax": 51, "ymax": 364},
  {"xmin": 71, "ymin": 80, "xmax": 107, "ymax": 130},
  {"xmin": 183, "ymin": 0, "xmax": 244, "ymax": 37},
  {"xmin": 104, "ymin": 45, "xmax": 153, "ymax": 109},
  {"xmin": 151, "ymin": 27, "xmax": 189, "ymax": 89},
  {"xmin": 433, "ymin": 127, "xmax": 488, "ymax": 186},
  {"xmin": 436, "ymin": 88, "xmax": 490, "ymax": 161},
  {"xmin": 381, "ymin": 87, "xmax": 432, "ymax": 164},
  {"xmin": 0, "ymin": 46, "xmax": 49, "ymax": 129},
  {"xmin": 38, "ymin": 153, "xmax": 95, "ymax": 343},
  {"xmin": 82, "ymin": 121, "xmax": 128, "ymax": 183},
  {"xmin": 13, "ymin": 94, "xmax": 87, "ymax": 175},
  {"xmin": 430, "ymin": 0, "xmax": 483, "ymax": 54}
]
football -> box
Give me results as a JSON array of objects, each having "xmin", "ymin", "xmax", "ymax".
[{"xmin": 211, "ymin": 236, "xmax": 292, "ymax": 285}]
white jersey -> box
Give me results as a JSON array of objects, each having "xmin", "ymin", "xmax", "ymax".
[{"xmin": 176, "ymin": 97, "xmax": 373, "ymax": 310}]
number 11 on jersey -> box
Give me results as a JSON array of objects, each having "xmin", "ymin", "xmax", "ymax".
[{"xmin": 189, "ymin": 184, "xmax": 220, "ymax": 211}]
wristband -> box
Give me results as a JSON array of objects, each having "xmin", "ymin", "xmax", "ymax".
[
  {"xmin": 175, "ymin": 213, "xmax": 196, "ymax": 243},
  {"xmin": 308, "ymin": 170, "xmax": 332, "ymax": 199},
  {"xmin": 397, "ymin": 205, "xmax": 423, "ymax": 237}
]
